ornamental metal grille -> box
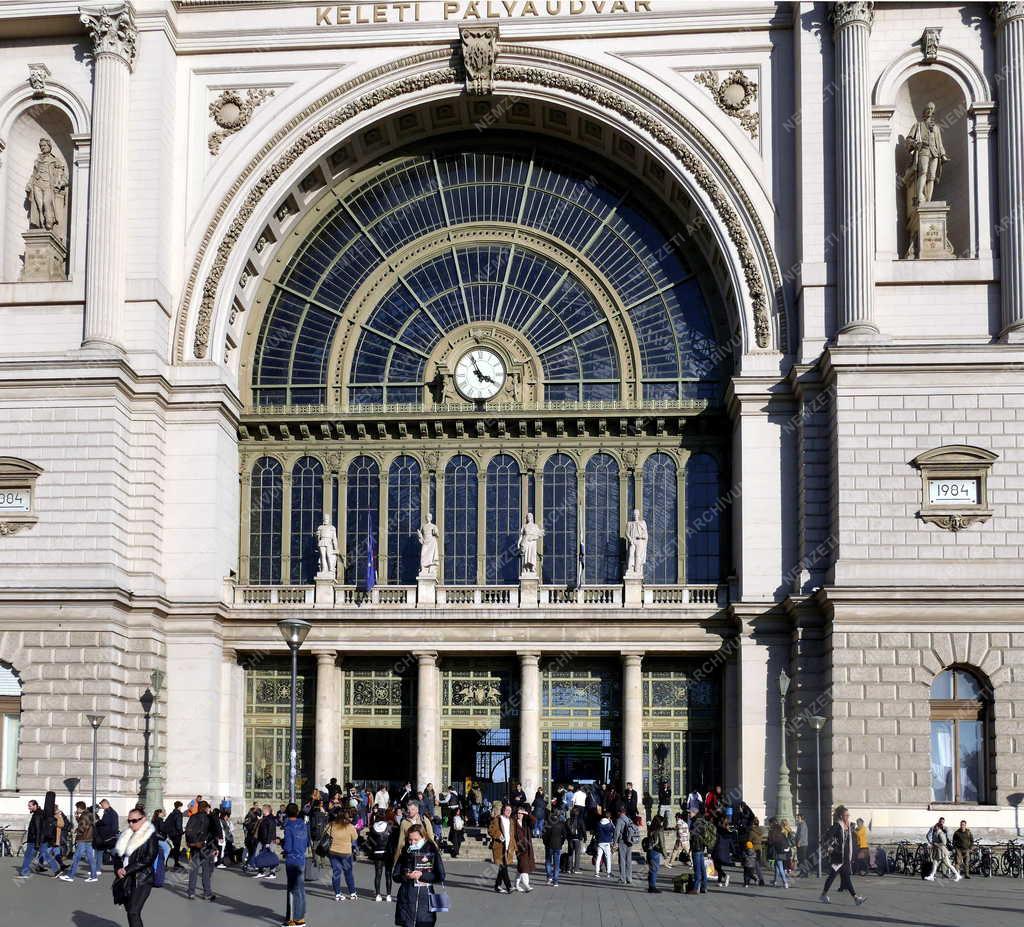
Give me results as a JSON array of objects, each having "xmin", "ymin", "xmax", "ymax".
[
  {"xmin": 541, "ymin": 665, "xmax": 619, "ymax": 722},
  {"xmin": 342, "ymin": 667, "xmax": 410, "ymax": 721},
  {"xmin": 245, "ymin": 666, "xmax": 312, "ymax": 717},
  {"xmin": 441, "ymin": 667, "xmax": 510, "ymax": 722}
]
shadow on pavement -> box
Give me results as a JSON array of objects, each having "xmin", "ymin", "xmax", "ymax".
[{"xmin": 71, "ymin": 911, "xmax": 121, "ymax": 927}]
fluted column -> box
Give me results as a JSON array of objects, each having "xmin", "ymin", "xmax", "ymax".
[
  {"xmin": 80, "ymin": 3, "xmax": 137, "ymax": 350},
  {"xmin": 994, "ymin": 2, "xmax": 1024, "ymax": 341},
  {"xmin": 622, "ymin": 652, "xmax": 644, "ymax": 795},
  {"xmin": 518, "ymin": 652, "xmax": 541, "ymax": 795},
  {"xmin": 415, "ymin": 652, "xmax": 440, "ymax": 789},
  {"xmin": 831, "ymin": 2, "xmax": 878, "ymax": 340},
  {"xmin": 314, "ymin": 650, "xmax": 338, "ymax": 789}
]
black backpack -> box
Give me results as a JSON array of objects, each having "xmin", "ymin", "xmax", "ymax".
[{"xmin": 184, "ymin": 812, "xmax": 209, "ymax": 849}]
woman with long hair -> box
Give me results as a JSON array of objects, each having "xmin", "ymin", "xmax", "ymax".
[
  {"xmin": 393, "ymin": 824, "xmax": 446, "ymax": 927},
  {"xmin": 488, "ymin": 803, "xmax": 516, "ymax": 894}
]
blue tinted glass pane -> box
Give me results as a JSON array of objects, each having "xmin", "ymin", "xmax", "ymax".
[
  {"xmin": 685, "ymin": 453, "xmax": 720, "ymax": 584},
  {"xmin": 290, "ymin": 457, "xmax": 324, "ymax": 584},
  {"xmin": 387, "ymin": 456, "xmax": 421, "ymax": 585},
  {"xmin": 582, "ymin": 382, "xmax": 619, "ymax": 401},
  {"xmin": 931, "ymin": 719, "xmax": 954, "ymax": 802},
  {"xmin": 250, "ymin": 457, "xmax": 283, "ymax": 584},
  {"xmin": 585, "ymin": 453, "xmax": 620, "ymax": 583},
  {"xmin": 643, "ymin": 453, "xmax": 677, "ymax": 583},
  {"xmin": 958, "ymin": 720, "xmax": 983, "ymax": 802},
  {"xmin": 349, "ymin": 386, "xmax": 383, "ymax": 406},
  {"xmin": 543, "ymin": 453, "xmax": 577, "ymax": 586},
  {"xmin": 643, "ymin": 382, "xmax": 678, "ymax": 401},
  {"xmin": 486, "ymin": 454, "xmax": 521, "ymax": 585},
  {"xmin": 345, "ymin": 456, "xmax": 380, "ymax": 587},
  {"xmin": 545, "ymin": 383, "xmax": 579, "ymax": 402},
  {"xmin": 256, "ymin": 290, "xmax": 305, "ymax": 386},
  {"xmin": 385, "ymin": 387, "xmax": 420, "ymax": 405},
  {"xmin": 955, "ymin": 670, "xmax": 982, "ymax": 700},
  {"xmin": 930, "ymin": 670, "xmax": 953, "ymax": 700},
  {"xmin": 444, "ymin": 455, "xmax": 477, "ymax": 585}
]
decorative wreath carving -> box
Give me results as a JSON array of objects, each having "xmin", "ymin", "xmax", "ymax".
[
  {"xmin": 209, "ymin": 88, "xmax": 277, "ymax": 156},
  {"xmin": 695, "ymin": 70, "xmax": 759, "ymax": 140},
  {"xmin": 183, "ymin": 48, "xmax": 785, "ymax": 362}
]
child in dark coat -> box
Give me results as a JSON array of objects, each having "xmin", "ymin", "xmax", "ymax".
[{"xmin": 742, "ymin": 841, "xmax": 759, "ymax": 887}]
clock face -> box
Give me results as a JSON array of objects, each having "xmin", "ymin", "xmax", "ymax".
[{"xmin": 453, "ymin": 348, "xmax": 506, "ymax": 401}]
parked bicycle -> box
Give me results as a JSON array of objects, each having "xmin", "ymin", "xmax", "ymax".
[
  {"xmin": 968, "ymin": 843, "xmax": 994, "ymax": 877},
  {"xmin": 1000, "ymin": 838, "xmax": 1023, "ymax": 878}
]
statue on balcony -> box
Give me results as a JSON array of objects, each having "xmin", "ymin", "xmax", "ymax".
[
  {"xmin": 518, "ymin": 512, "xmax": 544, "ymax": 577},
  {"xmin": 316, "ymin": 514, "xmax": 339, "ymax": 578},
  {"xmin": 417, "ymin": 513, "xmax": 439, "ymax": 578},
  {"xmin": 625, "ymin": 508, "xmax": 648, "ymax": 577}
]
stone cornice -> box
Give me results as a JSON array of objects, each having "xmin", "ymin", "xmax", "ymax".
[
  {"xmin": 820, "ymin": 343, "xmax": 1024, "ymax": 381},
  {"xmin": 80, "ymin": 3, "xmax": 139, "ymax": 71},
  {"xmin": 813, "ymin": 585, "xmax": 1024, "ymax": 624}
]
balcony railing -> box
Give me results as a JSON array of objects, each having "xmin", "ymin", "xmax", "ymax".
[{"xmin": 230, "ymin": 582, "xmax": 726, "ymax": 609}]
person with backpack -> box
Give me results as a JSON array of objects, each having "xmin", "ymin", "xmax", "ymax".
[
  {"xmin": 112, "ymin": 808, "xmax": 160, "ymax": 927},
  {"xmin": 643, "ymin": 814, "xmax": 667, "ymax": 893},
  {"xmin": 184, "ymin": 800, "xmax": 217, "ymax": 902},
  {"xmin": 687, "ymin": 813, "xmax": 710, "ymax": 894},
  {"xmin": 253, "ymin": 804, "xmax": 279, "ymax": 878},
  {"xmin": 567, "ymin": 806, "xmax": 586, "ymax": 874},
  {"xmin": 282, "ymin": 802, "xmax": 310, "ymax": 927},
  {"xmin": 306, "ymin": 800, "xmax": 328, "ymax": 872},
  {"xmin": 164, "ymin": 802, "xmax": 185, "ymax": 870},
  {"xmin": 448, "ymin": 808, "xmax": 465, "ymax": 859},
  {"xmin": 324, "ymin": 809, "xmax": 359, "ymax": 902},
  {"xmin": 613, "ymin": 807, "xmax": 637, "ymax": 885},
  {"xmin": 542, "ymin": 805, "xmax": 567, "ymax": 886},
  {"xmin": 361, "ymin": 809, "xmax": 397, "ymax": 902},
  {"xmin": 60, "ymin": 802, "xmax": 100, "ymax": 883},
  {"xmin": 16, "ymin": 798, "xmax": 61, "ymax": 878}
]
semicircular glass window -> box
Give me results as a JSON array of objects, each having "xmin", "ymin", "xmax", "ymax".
[{"xmin": 252, "ymin": 147, "xmax": 723, "ymax": 408}]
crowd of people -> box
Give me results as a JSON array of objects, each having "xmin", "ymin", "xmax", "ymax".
[{"xmin": 10, "ymin": 777, "xmax": 983, "ymax": 926}]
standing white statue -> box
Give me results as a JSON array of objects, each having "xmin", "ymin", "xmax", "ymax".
[
  {"xmin": 906, "ymin": 101, "xmax": 949, "ymax": 207},
  {"xmin": 417, "ymin": 513, "xmax": 439, "ymax": 578},
  {"xmin": 25, "ymin": 138, "xmax": 68, "ymax": 239},
  {"xmin": 518, "ymin": 513, "xmax": 544, "ymax": 577},
  {"xmin": 625, "ymin": 508, "xmax": 649, "ymax": 577},
  {"xmin": 316, "ymin": 514, "xmax": 339, "ymax": 578}
]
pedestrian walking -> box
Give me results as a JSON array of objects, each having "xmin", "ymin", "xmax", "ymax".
[
  {"xmin": 183, "ymin": 800, "xmax": 217, "ymax": 902},
  {"xmin": 687, "ymin": 813, "xmax": 710, "ymax": 894},
  {"xmin": 164, "ymin": 802, "xmax": 185, "ymax": 870},
  {"xmin": 325, "ymin": 808, "xmax": 359, "ymax": 902},
  {"xmin": 513, "ymin": 806, "xmax": 535, "ymax": 892},
  {"xmin": 567, "ymin": 806, "xmax": 585, "ymax": 874},
  {"xmin": 594, "ymin": 813, "xmax": 614, "ymax": 878},
  {"xmin": 253, "ymin": 804, "xmax": 279, "ymax": 879},
  {"xmin": 392, "ymin": 824, "xmax": 446, "ymax": 927},
  {"xmin": 820, "ymin": 805, "xmax": 866, "ymax": 905},
  {"xmin": 531, "ymin": 789, "xmax": 546, "ymax": 837},
  {"xmin": 111, "ymin": 809, "xmax": 159, "ymax": 927},
  {"xmin": 59, "ymin": 802, "xmax": 100, "ymax": 883},
  {"xmin": 669, "ymin": 811, "xmax": 690, "ymax": 866},
  {"xmin": 924, "ymin": 817, "xmax": 961, "ymax": 882},
  {"xmin": 282, "ymin": 802, "xmax": 309, "ymax": 927},
  {"xmin": 643, "ymin": 814, "xmax": 667, "ymax": 893},
  {"xmin": 447, "ymin": 810, "xmax": 464, "ymax": 859},
  {"xmin": 17, "ymin": 798, "xmax": 61, "ymax": 878},
  {"xmin": 361, "ymin": 810, "xmax": 397, "ymax": 902},
  {"xmin": 488, "ymin": 804, "xmax": 516, "ymax": 894},
  {"xmin": 542, "ymin": 805, "xmax": 567, "ymax": 886},
  {"xmin": 711, "ymin": 813, "xmax": 733, "ymax": 887},
  {"xmin": 853, "ymin": 817, "xmax": 870, "ymax": 876},
  {"xmin": 794, "ymin": 814, "xmax": 808, "ymax": 875},
  {"xmin": 952, "ymin": 820, "xmax": 974, "ymax": 878},
  {"xmin": 613, "ymin": 807, "xmax": 637, "ymax": 884}
]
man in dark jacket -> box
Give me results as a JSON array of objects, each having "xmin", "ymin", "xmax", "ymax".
[
  {"xmin": 95, "ymin": 799, "xmax": 119, "ymax": 867},
  {"xmin": 543, "ymin": 810, "xmax": 568, "ymax": 886},
  {"xmin": 184, "ymin": 801, "xmax": 217, "ymax": 902},
  {"xmin": 622, "ymin": 782, "xmax": 639, "ymax": 820},
  {"xmin": 164, "ymin": 801, "xmax": 185, "ymax": 870},
  {"xmin": 255, "ymin": 804, "xmax": 279, "ymax": 878},
  {"xmin": 952, "ymin": 820, "xmax": 974, "ymax": 878},
  {"xmin": 687, "ymin": 814, "xmax": 710, "ymax": 894},
  {"xmin": 17, "ymin": 800, "xmax": 61, "ymax": 878}
]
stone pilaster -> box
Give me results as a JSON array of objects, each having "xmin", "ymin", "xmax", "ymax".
[
  {"xmin": 80, "ymin": 3, "xmax": 137, "ymax": 351},
  {"xmin": 831, "ymin": 2, "xmax": 879, "ymax": 341},
  {"xmin": 314, "ymin": 650, "xmax": 338, "ymax": 789},
  {"xmin": 993, "ymin": 2, "xmax": 1024, "ymax": 341},
  {"xmin": 518, "ymin": 651, "xmax": 541, "ymax": 795},
  {"xmin": 415, "ymin": 651, "xmax": 440, "ymax": 789},
  {"xmin": 621, "ymin": 652, "xmax": 644, "ymax": 795}
]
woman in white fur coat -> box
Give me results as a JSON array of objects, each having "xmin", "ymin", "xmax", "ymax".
[{"xmin": 112, "ymin": 810, "xmax": 160, "ymax": 927}]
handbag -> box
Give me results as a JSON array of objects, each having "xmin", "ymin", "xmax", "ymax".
[
  {"xmin": 315, "ymin": 830, "xmax": 332, "ymax": 858},
  {"xmin": 111, "ymin": 875, "xmax": 130, "ymax": 907},
  {"xmin": 428, "ymin": 883, "xmax": 451, "ymax": 913},
  {"xmin": 304, "ymin": 856, "xmax": 318, "ymax": 882},
  {"xmin": 250, "ymin": 847, "xmax": 280, "ymax": 869}
]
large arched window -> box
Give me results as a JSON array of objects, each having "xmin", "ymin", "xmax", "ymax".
[
  {"xmin": 543, "ymin": 453, "xmax": 578, "ymax": 587},
  {"xmin": 346, "ymin": 456, "xmax": 380, "ymax": 587},
  {"xmin": 250, "ymin": 457, "xmax": 283, "ymax": 584},
  {"xmin": 444, "ymin": 455, "xmax": 478, "ymax": 585},
  {"xmin": 685, "ymin": 453, "xmax": 721, "ymax": 584},
  {"xmin": 585, "ymin": 453, "xmax": 620, "ymax": 584},
  {"xmin": 643, "ymin": 453, "xmax": 678, "ymax": 583},
  {"xmin": 290, "ymin": 457, "xmax": 324, "ymax": 584},
  {"xmin": 930, "ymin": 667, "xmax": 989, "ymax": 804},
  {"xmin": 0, "ymin": 663, "xmax": 21, "ymax": 791},
  {"xmin": 387, "ymin": 456, "xmax": 421, "ymax": 585},
  {"xmin": 486, "ymin": 454, "xmax": 520, "ymax": 585}
]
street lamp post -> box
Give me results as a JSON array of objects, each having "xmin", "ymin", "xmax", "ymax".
[
  {"xmin": 277, "ymin": 618, "xmax": 313, "ymax": 804},
  {"xmin": 86, "ymin": 715, "xmax": 105, "ymax": 813},
  {"xmin": 776, "ymin": 670, "xmax": 795, "ymax": 825},
  {"xmin": 139, "ymin": 670, "xmax": 166, "ymax": 812},
  {"xmin": 810, "ymin": 714, "xmax": 827, "ymax": 878}
]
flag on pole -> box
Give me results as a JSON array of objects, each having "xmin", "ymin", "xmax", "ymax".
[{"xmin": 366, "ymin": 512, "xmax": 377, "ymax": 592}]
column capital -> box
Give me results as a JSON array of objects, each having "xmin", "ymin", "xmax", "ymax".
[
  {"xmin": 80, "ymin": 4, "xmax": 139, "ymax": 71},
  {"xmin": 992, "ymin": 2, "xmax": 1024, "ymax": 29},
  {"xmin": 829, "ymin": 1, "xmax": 874, "ymax": 34},
  {"xmin": 517, "ymin": 650, "xmax": 541, "ymax": 664},
  {"xmin": 413, "ymin": 650, "xmax": 438, "ymax": 665},
  {"xmin": 313, "ymin": 649, "xmax": 337, "ymax": 663},
  {"xmin": 222, "ymin": 647, "xmax": 238, "ymax": 664},
  {"xmin": 621, "ymin": 651, "xmax": 645, "ymax": 666}
]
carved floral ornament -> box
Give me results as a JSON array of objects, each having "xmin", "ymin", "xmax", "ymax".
[
  {"xmin": 185, "ymin": 47, "xmax": 785, "ymax": 362},
  {"xmin": 209, "ymin": 88, "xmax": 277, "ymax": 156},
  {"xmin": 694, "ymin": 69, "xmax": 759, "ymax": 140},
  {"xmin": 829, "ymin": 1, "xmax": 874, "ymax": 32},
  {"xmin": 80, "ymin": 3, "xmax": 138, "ymax": 70},
  {"xmin": 28, "ymin": 63, "xmax": 50, "ymax": 98}
]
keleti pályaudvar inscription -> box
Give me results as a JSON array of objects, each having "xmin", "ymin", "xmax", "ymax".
[{"xmin": 315, "ymin": 1, "xmax": 654, "ymax": 25}]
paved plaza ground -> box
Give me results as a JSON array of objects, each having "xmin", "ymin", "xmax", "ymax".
[{"xmin": 3, "ymin": 857, "xmax": 1022, "ymax": 927}]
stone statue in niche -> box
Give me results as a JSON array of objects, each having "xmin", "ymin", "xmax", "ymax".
[
  {"xmin": 518, "ymin": 513, "xmax": 544, "ymax": 577},
  {"xmin": 902, "ymin": 102, "xmax": 955, "ymax": 260},
  {"xmin": 316, "ymin": 514, "xmax": 339, "ymax": 578},
  {"xmin": 417, "ymin": 513, "xmax": 439, "ymax": 578},
  {"xmin": 624, "ymin": 508, "xmax": 649, "ymax": 577},
  {"xmin": 26, "ymin": 138, "xmax": 68, "ymax": 238}
]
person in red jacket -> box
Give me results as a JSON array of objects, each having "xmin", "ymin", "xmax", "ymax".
[{"xmin": 704, "ymin": 785, "xmax": 722, "ymax": 814}]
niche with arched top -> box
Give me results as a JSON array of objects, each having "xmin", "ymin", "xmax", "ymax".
[
  {"xmin": 893, "ymin": 71, "xmax": 969, "ymax": 259},
  {"xmin": 2, "ymin": 103, "xmax": 73, "ymax": 282}
]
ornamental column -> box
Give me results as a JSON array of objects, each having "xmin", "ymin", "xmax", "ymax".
[
  {"xmin": 621, "ymin": 652, "xmax": 644, "ymax": 797},
  {"xmin": 830, "ymin": 2, "xmax": 878, "ymax": 341},
  {"xmin": 314, "ymin": 651, "xmax": 338, "ymax": 789},
  {"xmin": 993, "ymin": 3, "xmax": 1024, "ymax": 341},
  {"xmin": 518, "ymin": 652, "xmax": 541, "ymax": 795},
  {"xmin": 80, "ymin": 3, "xmax": 137, "ymax": 351},
  {"xmin": 415, "ymin": 652, "xmax": 440, "ymax": 789}
]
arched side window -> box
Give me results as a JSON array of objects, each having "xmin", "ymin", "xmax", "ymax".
[
  {"xmin": 250, "ymin": 457, "xmax": 283, "ymax": 584},
  {"xmin": 643, "ymin": 453, "xmax": 678, "ymax": 583},
  {"xmin": 930, "ymin": 667, "xmax": 989, "ymax": 804},
  {"xmin": 388, "ymin": 456, "xmax": 422, "ymax": 585},
  {"xmin": 543, "ymin": 453, "xmax": 578, "ymax": 587},
  {"xmin": 290, "ymin": 457, "xmax": 324, "ymax": 584},
  {"xmin": 444, "ymin": 455, "xmax": 478, "ymax": 585},
  {"xmin": 685, "ymin": 453, "xmax": 721, "ymax": 584},
  {"xmin": 585, "ymin": 453, "xmax": 620, "ymax": 584},
  {"xmin": 0, "ymin": 663, "xmax": 21, "ymax": 791},
  {"xmin": 486, "ymin": 454, "xmax": 520, "ymax": 585},
  {"xmin": 345, "ymin": 456, "xmax": 380, "ymax": 587}
]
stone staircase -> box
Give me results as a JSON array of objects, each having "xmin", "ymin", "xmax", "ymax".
[{"xmin": 446, "ymin": 825, "xmax": 547, "ymax": 861}]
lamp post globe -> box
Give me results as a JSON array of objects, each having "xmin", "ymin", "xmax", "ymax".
[{"xmin": 277, "ymin": 619, "xmax": 313, "ymax": 803}]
